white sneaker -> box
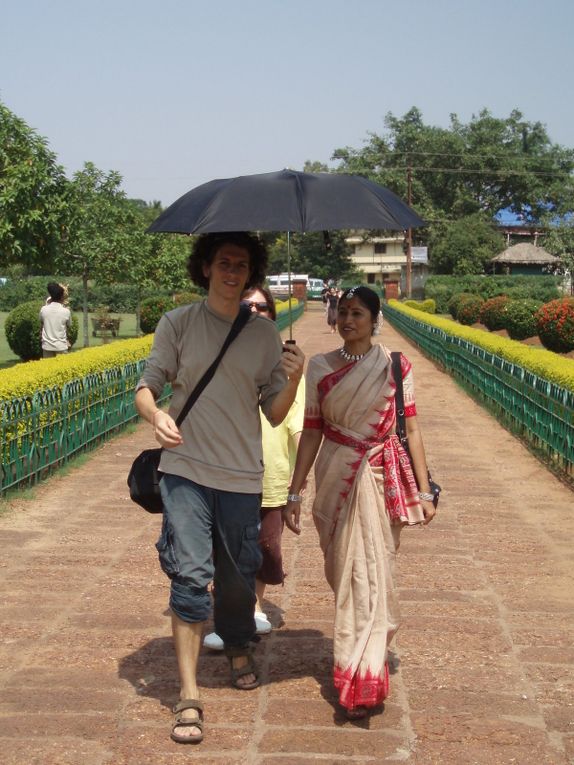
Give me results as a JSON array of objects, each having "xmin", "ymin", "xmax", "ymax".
[
  {"xmin": 203, "ymin": 613, "xmax": 271, "ymax": 649},
  {"xmin": 203, "ymin": 631, "xmax": 224, "ymax": 651},
  {"xmin": 255, "ymin": 611, "xmax": 272, "ymax": 634}
]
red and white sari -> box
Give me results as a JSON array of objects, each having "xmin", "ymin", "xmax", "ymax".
[{"xmin": 304, "ymin": 344, "xmax": 424, "ymax": 711}]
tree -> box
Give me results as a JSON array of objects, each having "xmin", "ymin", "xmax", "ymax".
[
  {"xmin": 261, "ymin": 230, "xmax": 359, "ymax": 282},
  {"xmin": 331, "ymin": 107, "xmax": 574, "ymax": 264},
  {"xmin": 429, "ymin": 214, "xmax": 505, "ymax": 275},
  {"xmin": 57, "ymin": 162, "xmax": 143, "ymax": 345},
  {"xmin": 303, "ymin": 160, "xmax": 331, "ymax": 173},
  {"xmin": 0, "ymin": 100, "xmax": 68, "ymax": 272}
]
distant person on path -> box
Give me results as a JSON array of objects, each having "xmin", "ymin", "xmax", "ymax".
[
  {"xmin": 135, "ymin": 233, "xmax": 304, "ymax": 744},
  {"xmin": 203, "ymin": 285, "xmax": 306, "ymax": 650},
  {"xmin": 40, "ymin": 282, "xmax": 71, "ymax": 358},
  {"xmin": 283, "ymin": 286, "xmax": 436, "ymax": 720},
  {"xmin": 321, "ymin": 281, "xmax": 330, "ymax": 313},
  {"xmin": 326, "ymin": 287, "xmax": 338, "ymax": 333}
]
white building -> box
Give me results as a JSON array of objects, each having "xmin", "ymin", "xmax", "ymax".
[{"xmin": 345, "ymin": 235, "xmax": 430, "ymax": 298}]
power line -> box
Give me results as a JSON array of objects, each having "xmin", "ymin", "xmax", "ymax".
[
  {"xmin": 371, "ymin": 166, "xmax": 573, "ymax": 179},
  {"xmin": 383, "ymin": 149, "xmax": 574, "ymax": 163}
]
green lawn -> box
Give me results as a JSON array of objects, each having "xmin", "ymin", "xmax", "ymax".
[{"xmin": 0, "ymin": 312, "xmax": 140, "ymax": 369}]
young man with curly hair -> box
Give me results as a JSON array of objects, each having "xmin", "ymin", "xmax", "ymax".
[{"xmin": 135, "ymin": 232, "xmax": 304, "ymax": 744}]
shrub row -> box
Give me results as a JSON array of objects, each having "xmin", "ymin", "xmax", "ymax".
[
  {"xmin": 0, "ymin": 336, "xmax": 153, "ymax": 404},
  {"xmin": 425, "ymin": 274, "xmax": 562, "ymax": 313},
  {"xmin": 445, "ymin": 291, "xmax": 574, "ymax": 351},
  {"xmin": 388, "ymin": 300, "xmax": 574, "ymax": 393},
  {"xmin": 404, "ymin": 299, "xmax": 436, "ymax": 314},
  {"xmin": 0, "ymin": 277, "xmax": 206, "ymax": 313},
  {"xmin": 1, "ymin": 297, "xmax": 305, "ymax": 400}
]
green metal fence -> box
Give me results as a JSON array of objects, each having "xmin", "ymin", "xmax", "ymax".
[
  {"xmin": 0, "ymin": 306, "xmax": 303, "ymax": 495},
  {"xmin": 0, "ymin": 361, "xmax": 172, "ymax": 494},
  {"xmin": 383, "ymin": 303, "xmax": 574, "ymax": 476},
  {"xmin": 276, "ymin": 301, "xmax": 305, "ymax": 331}
]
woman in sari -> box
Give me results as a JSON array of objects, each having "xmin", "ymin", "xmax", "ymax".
[{"xmin": 283, "ymin": 286, "xmax": 436, "ymax": 719}]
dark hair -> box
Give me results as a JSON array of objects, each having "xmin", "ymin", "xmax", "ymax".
[
  {"xmin": 187, "ymin": 232, "xmax": 268, "ymax": 291},
  {"xmin": 47, "ymin": 282, "xmax": 64, "ymax": 302},
  {"xmin": 339, "ymin": 286, "xmax": 381, "ymax": 321},
  {"xmin": 242, "ymin": 284, "xmax": 277, "ymax": 321}
]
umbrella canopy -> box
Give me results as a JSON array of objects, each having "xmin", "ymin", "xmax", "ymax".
[{"xmin": 148, "ymin": 169, "xmax": 425, "ymax": 234}]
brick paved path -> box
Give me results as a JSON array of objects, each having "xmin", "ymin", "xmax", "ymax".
[{"xmin": 1, "ymin": 303, "xmax": 573, "ymax": 764}]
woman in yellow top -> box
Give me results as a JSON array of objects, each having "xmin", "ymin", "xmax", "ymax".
[{"xmin": 204, "ymin": 285, "xmax": 305, "ymax": 650}]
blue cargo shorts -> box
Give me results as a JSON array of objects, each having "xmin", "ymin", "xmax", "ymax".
[{"xmin": 157, "ymin": 473, "xmax": 262, "ymax": 647}]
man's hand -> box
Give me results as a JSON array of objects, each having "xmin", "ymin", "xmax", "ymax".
[
  {"xmin": 281, "ymin": 342, "xmax": 305, "ymax": 382},
  {"xmin": 152, "ymin": 410, "xmax": 183, "ymax": 448}
]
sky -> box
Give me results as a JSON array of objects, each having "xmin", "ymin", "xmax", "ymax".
[{"xmin": 2, "ymin": 0, "xmax": 573, "ymax": 207}]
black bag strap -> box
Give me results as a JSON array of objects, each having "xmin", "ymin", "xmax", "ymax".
[
  {"xmin": 391, "ymin": 351, "xmax": 409, "ymax": 453},
  {"xmin": 174, "ymin": 304, "xmax": 251, "ymax": 427}
]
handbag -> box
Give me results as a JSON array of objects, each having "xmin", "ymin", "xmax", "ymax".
[
  {"xmin": 127, "ymin": 305, "xmax": 251, "ymax": 513},
  {"xmin": 391, "ymin": 351, "xmax": 441, "ymax": 508}
]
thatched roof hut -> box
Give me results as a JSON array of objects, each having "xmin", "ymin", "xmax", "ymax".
[{"xmin": 490, "ymin": 243, "xmax": 560, "ymax": 274}]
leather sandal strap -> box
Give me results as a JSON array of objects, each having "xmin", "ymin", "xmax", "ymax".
[
  {"xmin": 173, "ymin": 716, "xmax": 204, "ymax": 732},
  {"xmin": 173, "ymin": 698, "xmax": 203, "ymax": 715}
]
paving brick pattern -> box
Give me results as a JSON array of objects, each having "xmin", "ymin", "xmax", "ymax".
[{"xmin": 1, "ymin": 302, "xmax": 573, "ymax": 764}]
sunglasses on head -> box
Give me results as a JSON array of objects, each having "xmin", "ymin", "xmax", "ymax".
[{"xmin": 241, "ymin": 300, "xmax": 269, "ymax": 313}]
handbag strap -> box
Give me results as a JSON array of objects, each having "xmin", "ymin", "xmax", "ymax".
[
  {"xmin": 391, "ymin": 351, "xmax": 409, "ymax": 452},
  {"xmin": 174, "ymin": 304, "xmax": 251, "ymax": 427}
]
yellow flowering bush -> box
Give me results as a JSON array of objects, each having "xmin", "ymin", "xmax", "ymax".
[
  {"xmin": 275, "ymin": 297, "xmax": 299, "ymax": 313},
  {"xmin": 403, "ymin": 298, "xmax": 436, "ymax": 314},
  {"xmin": 388, "ymin": 300, "xmax": 574, "ymax": 393},
  {"xmin": 0, "ymin": 336, "xmax": 153, "ymax": 404}
]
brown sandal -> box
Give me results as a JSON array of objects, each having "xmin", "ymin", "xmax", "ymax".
[
  {"xmin": 171, "ymin": 699, "xmax": 204, "ymax": 744},
  {"xmin": 224, "ymin": 645, "xmax": 260, "ymax": 690}
]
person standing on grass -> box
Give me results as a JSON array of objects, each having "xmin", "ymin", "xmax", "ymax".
[
  {"xmin": 135, "ymin": 232, "xmax": 304, "ymax": 745},
  {"xmin": 40, "ymin": 282, "xmax": 71, "ymax": 358}
]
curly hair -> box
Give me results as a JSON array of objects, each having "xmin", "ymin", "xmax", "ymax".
[{"xmin": 187, "ymin": 232, "xmax": 268, "ymax": 291}]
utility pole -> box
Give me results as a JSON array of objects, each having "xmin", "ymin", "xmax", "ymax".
[{"xmin": 405, "ymin": 164, "xmax": 413, "ymax": 298}]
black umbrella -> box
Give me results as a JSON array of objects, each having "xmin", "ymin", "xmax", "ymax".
[
  {"xmin": 148, "ymin": 168, "xmax": 425, "ymax": 234},
  {"xmin": 148, "ymin": 169, "xmax": 425, "ymax": 339}
]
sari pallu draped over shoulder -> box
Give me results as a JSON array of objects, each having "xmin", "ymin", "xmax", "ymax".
[{"xmin": 308, "ymin": 345, "xmax": 424, "ymax": 711}]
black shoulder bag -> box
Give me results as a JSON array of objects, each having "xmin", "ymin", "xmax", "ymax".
[
  {"xmin": 391, "ymin": 351, "xmax": 441, "ymax": 508},
  {"xmin": 127, "ymin": 305, "xmax": 251, "ymax": 513}
]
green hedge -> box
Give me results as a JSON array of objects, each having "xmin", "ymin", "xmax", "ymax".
[
  {"xmin": 404, "ymin": 298, "xmax": 436, "ymax": 314},
  {"xmin": 388, "ymin": 299, "xmax": 574, "ymax": 393},
  {"xmin": 0, "ymin": 277, "xmax": 183, "ymax": 313},
  {"xmin": 505, "ymin": 299, "xmax": 542, "ymax": 340},
  {"xmin": 0, "ymin": 336, "xmax": 154, "ymax": 404},
  {"xmin": 425, "ymin": 275, "xmax": 563, "ymax": 313}
]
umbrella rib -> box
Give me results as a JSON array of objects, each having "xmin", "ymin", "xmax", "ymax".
[{"xmin": 293, "ymin": 171, "xmax": 306, "ymax": 231}]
